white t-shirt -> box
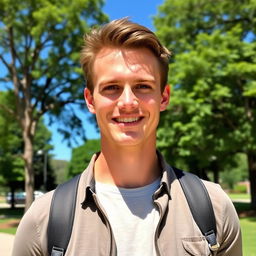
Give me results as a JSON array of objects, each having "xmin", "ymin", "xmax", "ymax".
[{"xmin": 96, "ymin": 178, "xmax": 161, "ymax": 256}]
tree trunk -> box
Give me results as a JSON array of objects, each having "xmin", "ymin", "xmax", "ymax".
[
  {"xmin": 10, "ymin": 185, "xmax": 16, "ymax": 209},
  {"xmin": 213, "ymin": 169, "xmax": 219, "ymax": 184},
  {"xmin": 212, "ymin": 161, "xmax": 219, "ymax": 184},
  {"xmin": 23, "ymin": 128, "xmax": 35, "ymax": 212},
  {"xmin": 248, "ymin": 152, "xmax": 256, "ymax": 210}
]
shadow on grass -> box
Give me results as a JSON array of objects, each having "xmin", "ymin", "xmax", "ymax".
[
  {"xmin": 233, "ymin": 202, "xmax": 256, "ymax": 218},
  {"xmin": 0, "ymin": 207, "xmax": 24, "ymax": 218}
]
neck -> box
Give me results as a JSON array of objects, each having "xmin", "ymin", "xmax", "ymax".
[{"xmin": 94, "ymin": 141, "xmax": 160, "ymax": 188}]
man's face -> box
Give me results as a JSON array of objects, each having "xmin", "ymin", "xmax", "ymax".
[{"xmin": 84, "ymin": 47, "xmax": 170, "ymax": 148}]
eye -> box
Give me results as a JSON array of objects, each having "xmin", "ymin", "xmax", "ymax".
[
  {"xmin": 102, "ymin": 85, "xmax": 120, "ymax": 93},
  {"xmin": 136, "ymin": 84, "xmax": 152, "ymax": 90}
]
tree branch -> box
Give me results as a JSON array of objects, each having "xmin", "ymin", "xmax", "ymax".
[
  {"xmin": 8, "ymin": 27, "xmax": 23, "ymax": 69},
  {"xmin": 0, "ymin": 55, "xmax": 12, "ymax": 74},
  {"xmin": 32, "ymin": 77, "xmax": 53, "ymax": 111}
]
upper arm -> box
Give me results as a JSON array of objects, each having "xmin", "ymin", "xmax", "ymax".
[
  {"xmin": 204, "ymin": 181, "xmax": 242, "ymax": 256},
  {"xmin": 12, "ymin": 192, "xmax": 53, "ymax": 256},
  {"xmin": 217, "ymin": 192, "xmax": 242, "ymax": 256},
  {"xmin": 12, "ymin": 204, "xmax": 43, "ymax": 256}
]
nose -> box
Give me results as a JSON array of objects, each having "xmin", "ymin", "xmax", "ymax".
[{"xmin": 117, "ymin": 86, "xmax": 139, "ymax": 110}]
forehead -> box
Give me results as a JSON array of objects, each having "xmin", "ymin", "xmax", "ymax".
[{"xmin": 92, "ymin": 47, "xmax": 161, "ymax": 83}]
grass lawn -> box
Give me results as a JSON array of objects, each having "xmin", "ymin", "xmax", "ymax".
[
  {"xmin": 0, "ymin": 207, "xmax": 24, "ymax": 235},
  {"xmin": 0, "ymin": 218, "xmax": 19, "ymax": 235},
  {"xmin": 228, "ymin": 193, "xmax": 250, "ymax": 200},
  {"xmin": 240, "ymin": 217, "xmax": 256, "ymax": 256}
]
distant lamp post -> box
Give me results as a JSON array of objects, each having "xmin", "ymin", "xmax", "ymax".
[{"xmin": 37, "ymin": 150, "xmax": 48, "ymax": 192}]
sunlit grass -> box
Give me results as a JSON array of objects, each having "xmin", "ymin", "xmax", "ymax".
[
  {"xmin": 228, "ymin": 193, "xmax": 250, "ymax": 200},
  {"xmin": 0, "ymin": 218, "xmax": 19, "ymax": 235},
  {"xmin": 240, "ymin": 217, "xmax": 256, "ymax": 256}
]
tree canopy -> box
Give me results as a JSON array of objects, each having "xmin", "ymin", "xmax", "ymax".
[
  {"xmin": 0, "ymin": 90, "xmax": 55, "ymax": 207},
  {"xmin": 0, "ymin": 91, "xmax": 23, "ymax": 187},
  {"xmin": 154, "ymin": 0, "xmax": 256, "ymax": 208},
  {"xmin": 68, "ymin": 139, "xmax": 100, "ymax": 177},
  {"xmin": 0, "ymin": 0, "xmax": 108, "ymax": 210}
]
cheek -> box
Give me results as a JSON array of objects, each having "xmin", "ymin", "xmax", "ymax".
[
  {"xmin": 94, "ymin": 97, "xmax": 115, "ymax": 111},
  {"xmin": 144, "ymin": 97, "xmax": 161, "ymax": 109}
]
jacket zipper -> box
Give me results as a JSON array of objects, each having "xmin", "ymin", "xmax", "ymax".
[{"xmin": 92, "ymin": 192, "xmax": 117, "ymax": 256}]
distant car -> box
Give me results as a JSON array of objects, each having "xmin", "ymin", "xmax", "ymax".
[{"xmin": 6, "ymin": 191, "xmax": 44, "ymax": 205}]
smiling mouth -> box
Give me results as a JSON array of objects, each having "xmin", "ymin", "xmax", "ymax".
[{"xmin": 113, "ymin": 117, "xmax": 143, "ymax": 124}]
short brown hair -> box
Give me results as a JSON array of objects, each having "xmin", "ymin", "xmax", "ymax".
[{"xmin": 80, "ymin": 18, "xmax": 171, "ymax": 92}]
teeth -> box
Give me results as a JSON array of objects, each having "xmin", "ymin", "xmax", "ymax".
[{"xmin": 116, "ymin": 117, "xmax": 140, "ymax": 123}]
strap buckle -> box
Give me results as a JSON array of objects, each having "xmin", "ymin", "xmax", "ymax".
[
  {"xmin": 51, "ymin": 246, "xmax": 65, "ymax": 256},
  {"xmin": 205, "ymin": 230, "xmax": 220, "ymax": 252},
  {"xmin": 209, "ymin": 242, "xmax": 220, "ymax": 251}
]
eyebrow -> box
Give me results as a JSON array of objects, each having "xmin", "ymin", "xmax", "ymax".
[{"xmin": 99, "ymin": 78, "xmax": 156, "ymax": 86}]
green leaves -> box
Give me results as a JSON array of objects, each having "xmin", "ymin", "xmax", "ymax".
[
  {"xmin": 0, "ymin": 0, "xmax": 108, "ymax": 142},
  {"xmin": 68, "ymin": 139, "xmax": 100, "ymax": 177},
  {"xmin": 243, "ymin": 82, "xmax": 256, "ymax": 97},
  {"xmin": 155, "ymin": 0, "xmax": 256, "ymax": 176}
]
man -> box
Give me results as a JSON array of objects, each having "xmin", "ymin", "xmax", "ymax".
[{"xmin": 12, "ymin": 18, "xmax": 242, "ymax": 256}]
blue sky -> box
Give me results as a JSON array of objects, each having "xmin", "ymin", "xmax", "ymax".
[{"xmin": 49, "ymin": 0, "xmax": 164, "ymax": 161}]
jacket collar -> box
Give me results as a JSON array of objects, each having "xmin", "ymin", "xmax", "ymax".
[
  {"xmin": 81, "ymin": 151, "xmax": 176, "ymax": 204},
  {"xmin": 155, "ymin": 150, "xmax": 176, "ymax": 199}
]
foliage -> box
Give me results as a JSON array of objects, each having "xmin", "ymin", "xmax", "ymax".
[
  {"xmin": 0, "ymin": 0, "xmax": 107, "ymax": 138},
  {"xmin": 0, "ymin": 90, "xmax": 55, "ymax": 191},
  {"xmin": 68, "ymin": 139, "xmax": 100, "ymax": 177},
  {"xmin": 220, "ymin": 153, "xmax": 248, "ymax": 189},
  {"xmin": 232, "ymin": 184, "xmax": 247, "ymax": 194},
  {"xmin": 0, "ymin": 0, "xmax": 108, "ymax": 209},
  {"xmin": 50, "ymin": 159, "xmax": 69, "ymax": 184},
  {"xmin": 154, "ymin": 0, "xmax": 256, "ymax": 207},
  {"xmin": 0, "ymin": 91, "xmax": 24, "ymax": 186}
]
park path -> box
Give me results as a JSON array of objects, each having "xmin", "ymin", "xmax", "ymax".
[{"xmin": 0, "ymin": 232, "xmax": 14, "ymax": 256}]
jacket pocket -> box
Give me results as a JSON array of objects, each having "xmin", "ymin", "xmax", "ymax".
[{"xmin": 181, "ymin": 237, "xmax": 211, "ymax": 256}]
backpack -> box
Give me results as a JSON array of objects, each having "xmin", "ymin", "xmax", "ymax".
[{"xmin": 47, "ymin": 167, "xmax": 219, "ymax": 256}]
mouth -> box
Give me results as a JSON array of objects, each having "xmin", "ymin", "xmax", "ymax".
[{"xmin": 112, "ymin": 116, "xmax": 144, "ymax": 124}]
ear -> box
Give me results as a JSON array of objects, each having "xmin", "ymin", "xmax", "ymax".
[
  {"xmin": 84, "ymin": 88, "xmax": 96, "ymax": 114},
  {"xmin": 160, "ymin": 85, "xmax": 170, "ymax": 112}
]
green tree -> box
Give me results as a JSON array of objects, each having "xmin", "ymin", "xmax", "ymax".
[
  {"xmin": 0, "ymin": 90, "xmax": 54, "ymax": 207},
  {"xmin": 0, "ymin": 0, "xmax": 107, "ymax": 210},
  {"xmin": 51, "ymin": 159, "xmax": 69, "ymax": 184},
  {"xmin": 68, "ymin": 139, "xmax": 100, "ymax": 177},
  {"xmin": 154, "ymin": 0, "xmax": 256, "ymax": 208},
  {"xmin": 220, "ymin": 153, "xmax": 248, "ymax": 190},
  {"xmin": 0, "ymin": 91, "xmax": 24, "ymax": 199}
]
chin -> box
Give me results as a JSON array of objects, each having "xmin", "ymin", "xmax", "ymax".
[{"xmin": 112, "ymin": 132, "xmax": 143, "ymax": 146}]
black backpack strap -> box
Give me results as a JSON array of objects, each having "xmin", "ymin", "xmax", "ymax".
[
  {"xmin": 47, "ymin": 174, "xmax": 81, "ymax": 256},
  {"xmin": 173, "ymin": 167, "xmax": 220, "ymax": 251}
]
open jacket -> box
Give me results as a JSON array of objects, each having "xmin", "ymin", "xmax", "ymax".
[{"xmin": 12, "ymin": 152, "xmax": 242, "ymax": 256}]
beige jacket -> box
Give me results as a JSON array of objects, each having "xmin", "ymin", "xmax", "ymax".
[{"xmin": 12, "ymin": 153, "xmax": 242, "ymax": 256}]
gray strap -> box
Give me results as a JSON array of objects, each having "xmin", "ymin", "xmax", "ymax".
[{"xmin": 47, "ymin": 174, "xmax": 81, "ymax": 255}]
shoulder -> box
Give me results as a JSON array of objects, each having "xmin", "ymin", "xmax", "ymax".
[
  {"xmin": 202, "ymin": 180, "xmax": 226, "ymax": 199},
  {"xmin": 19, "ymin": 190, "xmax": 54, "ymax": 230},
  {"xmin": 201, "ymin": 180, "xmax": 233, "ymax": 211},
  {"xmin": 201, "ymin": 180, "xmax": 236, "ymax": 218},
  {"xmin": 12, "ymin": 191, "xmax": 54, "ymax": 256}
]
